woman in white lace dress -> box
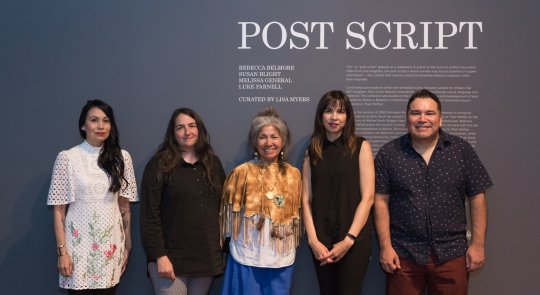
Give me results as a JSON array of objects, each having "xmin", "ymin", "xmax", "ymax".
[{"xmin": 47, "ymin": 100, "xmax": 138, "ymax": 295}]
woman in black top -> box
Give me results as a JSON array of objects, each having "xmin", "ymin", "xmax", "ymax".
[
  {"xmin": 302, "ymin": 90, "xmax": 375, "ymax": 295},
  {"xmin": 140, "ymin": 108, "xmax": 225, "ymax": 295}
]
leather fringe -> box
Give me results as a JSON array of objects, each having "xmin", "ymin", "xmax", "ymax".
[{"xmin": 220, "ymin": 204, "xmax": 302, "ymax": 255}]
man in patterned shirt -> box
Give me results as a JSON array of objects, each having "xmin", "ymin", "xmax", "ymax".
[{"xmin": 374, "ymin": 89, "xmax": 492, "ymax": 294}]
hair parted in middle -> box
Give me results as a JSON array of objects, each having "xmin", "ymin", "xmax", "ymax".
[
  {"xmin": 154, "ymin": 107, "xmax": 219, "ymax": 189},
  {"xmin": 308, "ymin": 90, "xmax": 357, "ymax": 165},
  {"xmin": 248, "ymin": 107, "xmax": 291, "ymax": 173}
]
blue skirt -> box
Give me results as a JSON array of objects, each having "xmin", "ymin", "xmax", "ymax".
[{"xmin": 220, "ymin": 255, "xmax": 295, "ymax": 295}]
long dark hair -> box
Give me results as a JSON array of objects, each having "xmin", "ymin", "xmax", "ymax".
[
  {"xmin": 308, "ymin": 90, "xmax": 357, "ymax": 165},
  {"xmin": 79, "ymin": 99, "xmax": 126, "ymax": 192},
  {"xmin": 155, "ymin": 108, "xmax": 219, "ymax": 189}
]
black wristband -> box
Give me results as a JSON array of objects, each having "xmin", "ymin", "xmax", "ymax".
[{"xmin": 345, "ymin": 232, "xmax": 357, "ymax": 242}]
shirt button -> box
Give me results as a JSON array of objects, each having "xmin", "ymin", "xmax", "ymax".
[
  {"xmin": 197, "ymin": 179, "xmax": 199, "ymax": 182},
  {"xmin": 194, "ymin": 167, "xmax": 196, "ymax": 171}
]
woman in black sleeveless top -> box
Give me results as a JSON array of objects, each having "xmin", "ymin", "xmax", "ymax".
[{"xmin": 302, "ymin": 90, "xmax": 375, "ymax": 295}]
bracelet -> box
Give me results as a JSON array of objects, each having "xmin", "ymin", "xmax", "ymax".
[
  {"xmin": 345, "ymin": 232, "xmax": 357, "ymax": 242},
  {"xmin": 57, "ymin": 244, "xmax": 66, "ymax": 256}
]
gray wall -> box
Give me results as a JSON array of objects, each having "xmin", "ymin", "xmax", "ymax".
[{"xmin": 1, "ymin": 0, "xmax": 539, "ymax": 294}]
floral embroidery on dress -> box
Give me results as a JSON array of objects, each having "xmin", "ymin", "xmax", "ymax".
[
  {"xmin": 104, "ymin": 244, "xmax": 117, "ymax": 258},
  {"xmin": 117, "ymin": 219, "xmax": 125, "ymax": 268},
  {"xmin": 60, "ymin": 275, "xmax": 70, "ymax": 288},
  {"xmin": 85, "ymin": 212, "xmax": 116, "ymax": 288},
  {"xmin": 47, "ymin": 142, "xmax": 138, "ymax": 290},
  {"xmin": 69, "ymin": 222, "xmax": 82, "ymax": 246}
]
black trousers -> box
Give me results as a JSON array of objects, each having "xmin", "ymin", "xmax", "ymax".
[{"xmin": 312, "ymin": 237, "xmax": 372, "ymax": 295}]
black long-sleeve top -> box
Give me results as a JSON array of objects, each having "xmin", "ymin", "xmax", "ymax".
[{"xmin": 140, "ymin": 155, "xmax": 226, "ymax": 277}]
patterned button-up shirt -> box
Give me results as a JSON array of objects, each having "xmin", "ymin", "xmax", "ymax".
[{"xmin": 375, "ymin": 130, "xmax": 492, "ymax": 264}]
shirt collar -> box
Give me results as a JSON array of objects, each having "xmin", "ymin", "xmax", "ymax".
[
  {"xmin": 323, "ymin": 134, "xmax": 345, "ymax": 147},
  {"xmin": 180, "ymin": 159, "xmax": 202, "ymax": 167},
  {"xmin": 437, "ymin": 129, "xmax": 451, "ymax": 148}
]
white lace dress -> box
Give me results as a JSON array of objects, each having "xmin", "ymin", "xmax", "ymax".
[{"xmin": 47, "ymin": 141, "xmax": 138, "ymax": 290}]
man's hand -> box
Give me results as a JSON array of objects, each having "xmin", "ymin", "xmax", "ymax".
[
  {"xmin": 466, "ymin": 243, "xmax": 485, "ymax": 272},
  {"xmin": 379, "ymin": 246, "xmax": 401, "ymax": 273}
]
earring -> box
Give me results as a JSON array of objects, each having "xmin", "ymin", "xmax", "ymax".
[
  {"xmin": 279, "ymin": 151, "xmax": 284, "ymax": 163},
  {"xmin": 253, "ymin": 151, "xmax": 259, "ymax": 162}
]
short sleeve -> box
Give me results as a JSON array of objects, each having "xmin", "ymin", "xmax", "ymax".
[
  {"xmin": 462, "ymin": 142, "xmax": 493, "ymax": 197},
  {"xmin": 47, "ymin": 151, "xmax": 75, "ymax": 205},
  {"xmin": 121, "ymin": 150, "xmax": 138, "ymax": 201},
  {"xmin": 375, "ymin": 146, "xmax": 391, "ymax": 195}
]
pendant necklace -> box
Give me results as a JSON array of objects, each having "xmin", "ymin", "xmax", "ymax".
[
  {"xmin": 258, "ymin": 164, "xmax": 278, "ymax": 200},
  {"xmin": 258, "ymin": 163, "xmax": 287, "ymax": 208}
]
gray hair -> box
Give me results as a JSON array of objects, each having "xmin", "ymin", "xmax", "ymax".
[{"xmin": 248, "ymin": 108, "xmax": 291, "ymax": 157}]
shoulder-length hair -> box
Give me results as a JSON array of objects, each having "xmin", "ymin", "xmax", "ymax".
[
  {"xmin": 308, "ymin": 90, "xmax": 357, "ymax": 165},
  {"xmin": 79, "ymin": 99, "xmax": 126, "ymax": 192},
  {"xmin": 155, "ymin": 108, "xmax": 219, "ymax": 189}
]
